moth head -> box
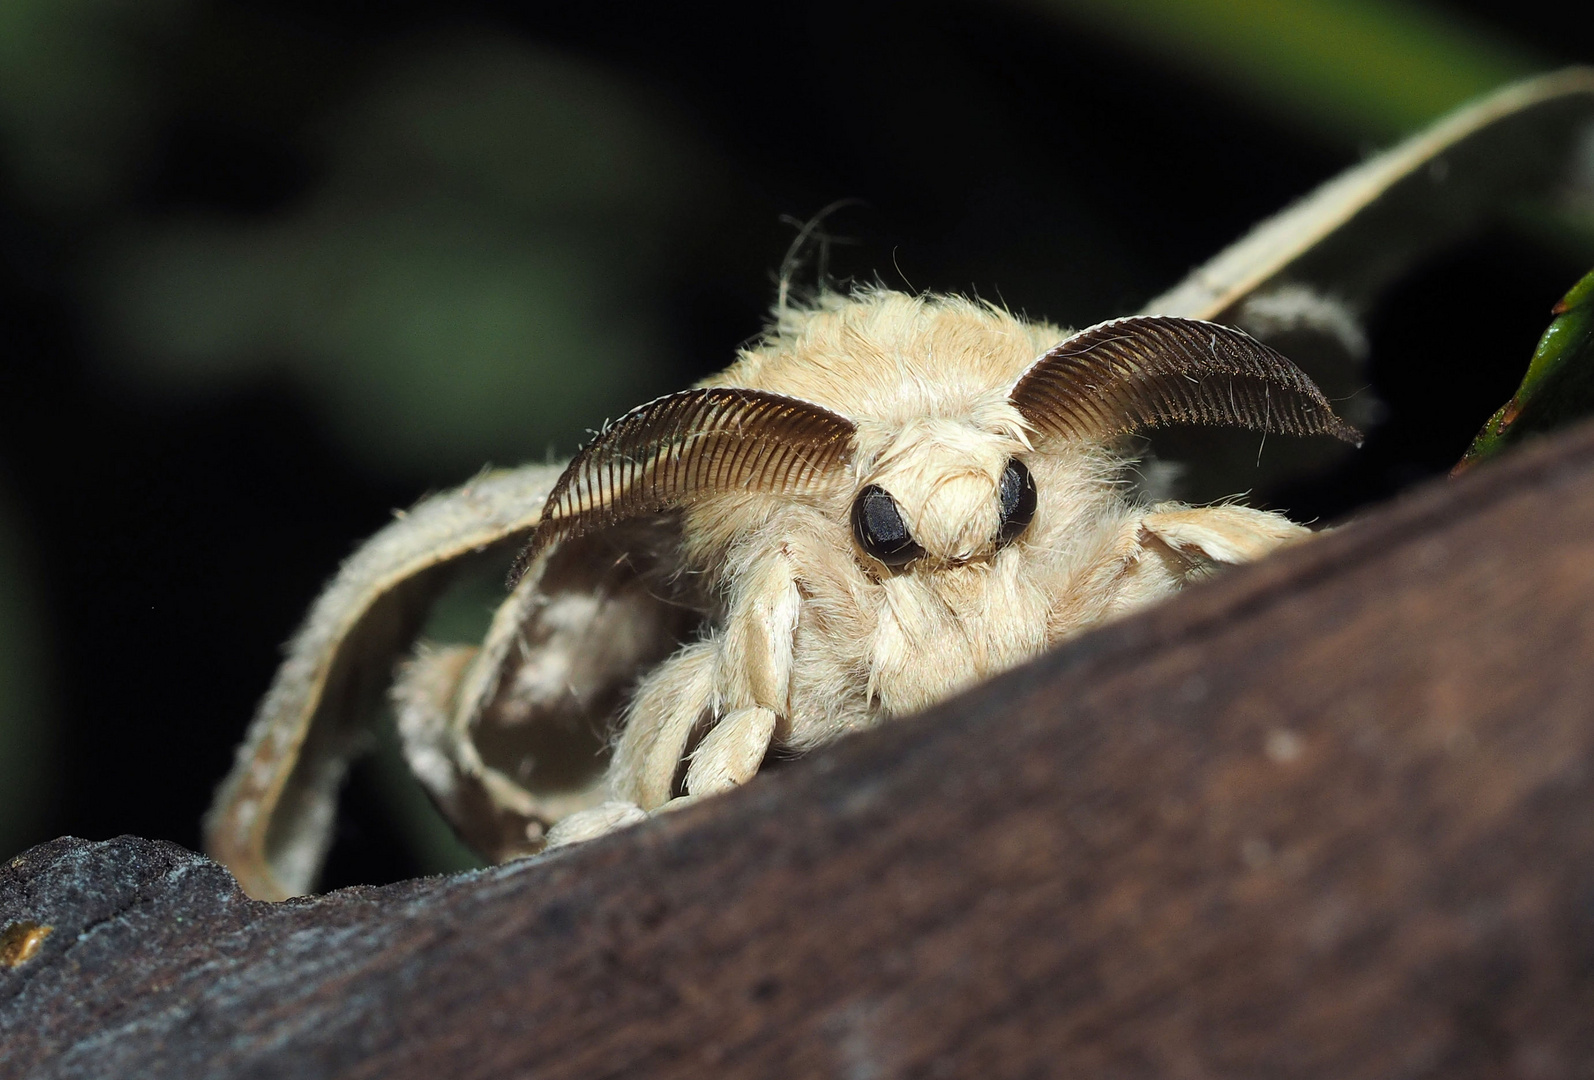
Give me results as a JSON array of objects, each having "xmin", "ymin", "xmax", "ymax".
[
  {"xmin": 849, "ymin": 414, "xmax": 1033, "ymax": 568},
  {"xmin": 510, "ymin": 314, "xmax": 1360, "ymax": 583}
]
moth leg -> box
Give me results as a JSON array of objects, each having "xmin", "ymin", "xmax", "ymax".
[
  {"xmin": 1139, "ymin": 504, "xmax": 1310, "ymax": 578},
  {"xmin": 538, "ymin": 643, "xmax": 717, "ymax": 850},
  {"xmin": 1051, "ymin": 505, "xmax": 1310, "ymax": 640},
  {"xmin": 687, "ymin": 547, "xmax": 800, "ymax": 796},
  {"xmin": 608, "ymin": 638, "xmax": 718, "ymax": 810},
  {"xmin": 722, "ymin": 548, "xmax": 800, "ymax": 712},
  {"xmin": 563, "ymin": 547, "xmax": 799, "ymax": 845},
  {"xmin": 684, "ymin": 706, "xmax": 777, "ymax": 796},
  {"xmin": 543, "ymin": 800, "xmax": 647, "ymax": 851}
]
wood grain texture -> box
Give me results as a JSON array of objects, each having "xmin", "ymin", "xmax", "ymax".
[{"xmin": 8, "ymin": 421, "xmax": 1594, "ymax": 1079}]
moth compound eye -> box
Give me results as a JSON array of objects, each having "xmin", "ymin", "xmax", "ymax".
[
  {"xmin": 996, "ymin": 458, "xmax": 1037, "ymax": 547},
  {"xmin": 851, "ymin": 485, "xmax": 924, "ymax": 567}
]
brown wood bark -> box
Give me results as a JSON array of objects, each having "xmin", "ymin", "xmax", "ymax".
[{"xmin": 7, "ymin": 421, "xmax": 1594, "ymax": 1079}]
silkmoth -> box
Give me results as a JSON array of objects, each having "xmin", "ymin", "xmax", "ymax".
[
  {"xmin": 509, "ymin": 297, "xmax": 1358, "ymax": 851},
  {"xmin": 206, "ymin": 68, "xmax": 1594, "ymax": 901}
]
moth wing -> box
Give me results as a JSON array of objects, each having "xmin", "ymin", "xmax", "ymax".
[{"xmin": 204, "ymin": 464, "xmax": 562, "ymax": 901}]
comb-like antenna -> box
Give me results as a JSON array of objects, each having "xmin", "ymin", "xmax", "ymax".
[
  {"xmin": 511, "ymin": 388, "xmax": 856, "ymax": 583},
  {"xmin": 1008, "ymin": 316, "xmax": 1362, "ymax": 446}
]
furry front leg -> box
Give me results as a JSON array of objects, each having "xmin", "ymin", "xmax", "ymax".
[
  {"xmin": 609, "ymin": 546, "xmax": 799, "ymax": 812},
  {"xmin": 1139, "ymin": 505, "xmax": 1310, "ymax": 572},
  {"xmin": 543, "ymin": 800, "xmax": 648, "ymax": 850},
  {"xmin": 1049, "ymin": 503, "xmax": 1312, "ymax": 639},
  {"xmin": 691, "ymin": 546, "xmax": 800, "ymax": 793},
  {"xmin": 609, "ymin": 639, "xmax": 718, "ymax": 810},
  {"xmin": 548, "ymin": 550, "xmax": 796, "ymax": 849},
  {"xmin": 715, "ymin": 544, "xmax": 801, "ymax": 717},
  {"xmin": 685, "ymin": 706, "xmax": 776, "ymax": 796}
]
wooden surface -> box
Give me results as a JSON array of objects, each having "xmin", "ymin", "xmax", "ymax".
[{"xmin": 7, "ymin": 422, "xmax": 1594, "ymax": 1079}]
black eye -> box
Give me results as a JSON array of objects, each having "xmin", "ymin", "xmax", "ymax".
[
  {"xmin": 996, "ymin": 458, "xmax": 1036, "ymax": 546},
  {"xmin": 851, "ymin": 485, "xmax": 924, "ymax": 567}
]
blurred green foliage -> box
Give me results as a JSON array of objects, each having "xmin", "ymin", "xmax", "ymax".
[
  {"xmin": 0, "ymin": 0, "xmax": 190, "ymax": 211},
  {"xmin": 1034, "ymin": 0, "xmax": 1538, "ymax": 143},
  {"xmin": 95, "ymin": 37, "xmax": 715, "ymax": 475}
]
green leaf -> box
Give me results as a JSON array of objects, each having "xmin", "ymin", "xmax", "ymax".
[{"xmin": 1454, "ymin": 268, "xmax": 1594, "ymax": 473}]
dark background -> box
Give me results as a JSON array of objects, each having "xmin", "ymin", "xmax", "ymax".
[{"xmin": 1, "ymin": 0, "xmax": 1591, "ymax": 887}]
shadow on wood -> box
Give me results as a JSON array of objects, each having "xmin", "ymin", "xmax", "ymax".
[{"xmin": 6, "ymin": 421, "xmax": 1594, "ymax": 1079}]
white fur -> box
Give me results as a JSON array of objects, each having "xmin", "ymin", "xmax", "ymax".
[{"xmin": 598, "ymin": 290, "xmax": 1311, "ymax": 824}]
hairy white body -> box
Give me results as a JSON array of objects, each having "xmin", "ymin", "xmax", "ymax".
[{"xmin": 552, "ymin": 290, "xmax": 1307, "ymax": 841}]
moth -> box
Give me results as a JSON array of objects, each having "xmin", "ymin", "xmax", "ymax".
[
  {"xmin": 509, "ymin": 297, "xmax": 1357, "ymax": 855},
  {"xmin": 207, "ymin": 69, "xmax": 1594, "ymax": 901}
]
